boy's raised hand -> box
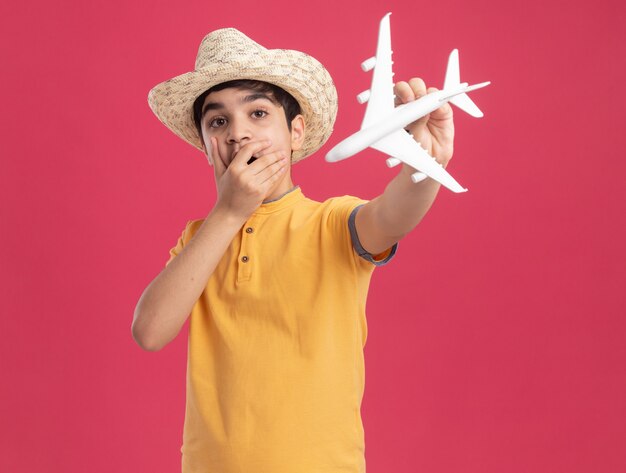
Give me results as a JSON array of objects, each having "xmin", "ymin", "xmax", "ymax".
[
  {"xmin": 207, "ymin": 137, "xmax": 288, "ymax": 220},
  {"xmin": 394, "ymin": 78, "xmax": 455, "ymax": 168}
]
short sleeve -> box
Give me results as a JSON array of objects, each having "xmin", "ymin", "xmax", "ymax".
[
  {"xmin": 165, "ymin": 220, "xmax": 192, "ymax": 267},
  {"xmin": 348, "ymin": 204, "xmax": 398, "ymax": 266},
  {"xmin": 325, "ymin": 195, "xmax": 398, "ymax": 267}
]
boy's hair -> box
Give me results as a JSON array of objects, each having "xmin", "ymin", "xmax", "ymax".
[{"xmin": 192, "ymin": 80, "xmax": 302, "ymax": 143}]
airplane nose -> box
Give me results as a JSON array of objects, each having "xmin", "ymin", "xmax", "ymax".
[{"xmin": 325, "ymin": 145, "xmax": 340, "ymax": 162}]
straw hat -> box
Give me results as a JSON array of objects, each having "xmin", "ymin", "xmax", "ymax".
[{"xmin": 147, "ymin": 28, "xmax": 338, "ymax": 163}]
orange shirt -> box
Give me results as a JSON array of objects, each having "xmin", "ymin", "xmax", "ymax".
[{"xmin": 166, "ymin": 187, "xmax": 396, "ymax": 473}]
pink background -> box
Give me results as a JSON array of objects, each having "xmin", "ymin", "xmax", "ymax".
[{"xmin": 2, "ymin": 0, "xmax": 625, "ymax": 471}]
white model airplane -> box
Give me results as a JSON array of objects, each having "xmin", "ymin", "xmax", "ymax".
[{"xmin": 325, "ymin": 12, "xmax": 490, "ymax": 193}]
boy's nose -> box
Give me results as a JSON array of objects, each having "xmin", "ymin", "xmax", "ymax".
[{"xmin": 226, "ymin": 119, "xmax": 251, "ymax": 144}]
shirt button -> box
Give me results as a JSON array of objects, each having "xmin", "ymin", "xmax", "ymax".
[
  {"xmin": 245, "ymin": 227, "xmax": 254, "ymax": 234},
  {"xmin": 241, "ymin": 256, "xmax": 249, "ymax": 263}
]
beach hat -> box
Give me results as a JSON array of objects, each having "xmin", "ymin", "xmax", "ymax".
[{"xmin": 147, "ymin": 28, "xmax": 338, "ymax": 163}]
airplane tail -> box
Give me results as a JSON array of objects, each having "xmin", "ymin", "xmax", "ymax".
[{"xmin": 443, "ymin": 49, "xmax": 484, "ymax": 118}]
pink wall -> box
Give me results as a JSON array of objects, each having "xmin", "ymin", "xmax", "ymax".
[{"xmin": 1, "ymin": 0, "xmax": 625, "ymax": 471}]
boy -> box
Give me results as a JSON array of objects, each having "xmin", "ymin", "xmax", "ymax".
[{"xmin": 132, "ymin": 27, "xmax": 455, "ymax": 473}]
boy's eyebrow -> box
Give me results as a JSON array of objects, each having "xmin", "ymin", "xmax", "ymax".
[
  {"xmin": 201, "ymin": 93, "xmax": 275, "ymax": 120},
  {"xmin": 201, "ymin": 101, "xmax": 224, "ymax": 117},
  {"xmin": 241, "ymin": 93, "xmax": 274, "ymax": 104}
]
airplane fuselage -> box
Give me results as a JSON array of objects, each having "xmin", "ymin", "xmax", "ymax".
[{"xmin": 326, "ymin": 85, "xmax": 465, "ymax": 162}]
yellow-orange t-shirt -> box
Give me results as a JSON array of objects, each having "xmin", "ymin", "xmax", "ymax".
[{"xmin": 166, "ymin": 186, "xmax": 396, "ymax": 473}]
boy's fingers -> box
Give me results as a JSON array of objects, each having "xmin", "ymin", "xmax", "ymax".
[
  {"xmin": 230, "ymin": 140, "xmax": 273, "ymax": 168},
  {"xmin": 247, "ymin": 150, "xmax": 288, "ymax": 176},
  {"xmin": 259, "ymin": 158, "xmax": 288, "ymax": 187},
  {"xmin": 394, "ymin": 81, "xmax": 414, "ymax": 106},
  {"xmin": 408, "ymin": 77, "xmax": 427, "ymax": 99}
]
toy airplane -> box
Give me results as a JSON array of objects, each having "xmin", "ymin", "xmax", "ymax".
[{"xmin": 325, "ymin": 12, "xmax": 490, "ymax": 193}]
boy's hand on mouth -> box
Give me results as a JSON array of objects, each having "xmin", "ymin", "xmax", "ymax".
[{"xmin": 209, "ymin": 138, "xmax": 288, "ymax": 221}]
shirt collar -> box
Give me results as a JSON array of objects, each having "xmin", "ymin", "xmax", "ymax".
[{"xmin": 254, "ymin": 185, "xmax": 304, "ymax": 214}]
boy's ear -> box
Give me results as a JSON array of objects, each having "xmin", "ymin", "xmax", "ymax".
[{"xmin": 290, "ymin": 114, "xmax": 306, "ymax": 151}]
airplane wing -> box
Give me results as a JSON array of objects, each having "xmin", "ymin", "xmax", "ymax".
[
  {"xmin": 361, "ymin": 13, "xmax": 395, "ymax": 130},
  {"xmin": 370, "ymin": 130, "xmax": 468, "ymax": 193}
]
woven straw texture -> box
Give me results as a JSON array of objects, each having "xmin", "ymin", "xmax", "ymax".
[{"xmin": 148, "ymin": 28, "xmax": 338, "ymax": 163}]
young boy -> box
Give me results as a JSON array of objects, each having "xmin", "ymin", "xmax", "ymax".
[{"xmin": 132, "ymin": 27, "xmax": 455, "ymax": 473}]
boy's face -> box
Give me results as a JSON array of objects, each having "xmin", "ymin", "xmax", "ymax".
[{"xmin": 198, "ymin": 87, "xmax": 304, "ymax": 170}]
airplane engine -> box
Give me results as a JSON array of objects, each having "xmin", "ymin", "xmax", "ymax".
[
  {"xmin": 411, "ymin": 172, "xmax": 428, "ymax": 183},
  {"xmin": 361, "ymin": 57, "xmax": 376, "ymax": 72},
  {"xmin": 356, "ymin": 90, "xmax": 371, "ymax": 104}
]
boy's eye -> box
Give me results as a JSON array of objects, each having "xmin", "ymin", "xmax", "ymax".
[
  {"xmin": 209, "ymin": 117, "xmax": 227, "ymax": 128},
  {"xmin": 252, "ymin": 110, "xmax": 267, "ymax": 119}
]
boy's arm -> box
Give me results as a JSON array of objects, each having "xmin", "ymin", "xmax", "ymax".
[
  {"xmin": 355, "ymin": 78, "xmax": 455, "ymax": 255},
  {"xmin": 131, "ymin": 207, "xmax": 246, "ymax": 351},
  {"xmin": 132, "ymin": 139, "xmax": 288, "ymax": 351}
]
